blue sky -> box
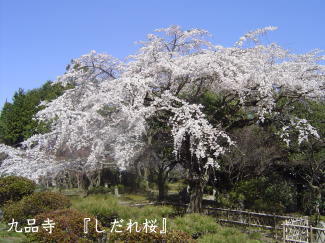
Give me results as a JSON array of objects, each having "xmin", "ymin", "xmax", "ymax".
[{"xmin": 0, "ymin": 0, "xmax": 324, "ymax": 108}]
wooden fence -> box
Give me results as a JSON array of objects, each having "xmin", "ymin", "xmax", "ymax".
[
  {"xmin": 283, "ymin": 217, "xmax": 325, "ymax": 243},
  {"xmin": 163, "ymin": 202, "xmax": 295, "ymax": 229},
  {"xmin": 132, "ymin": 202, "xmax": 325, "ymax": 242}
]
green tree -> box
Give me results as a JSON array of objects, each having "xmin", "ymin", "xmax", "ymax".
[{"xmin": 0, "ymin": 81, "xmax": 70, "ymax": 146}]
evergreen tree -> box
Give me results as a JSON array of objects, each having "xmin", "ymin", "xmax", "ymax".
[{"xmin": 0, "ymin": 81, "xmax": 70, "ymax": 146}]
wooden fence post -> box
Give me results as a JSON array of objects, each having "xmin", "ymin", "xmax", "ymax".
[
  {"xmin": 283, "ymin": 222, "xmax": 286, "ymax": 243},
  {"xmin": 309, "ymin": 225, "xmax": 313, "ymax": 243},
  {"xmin": 274, "ymin": 215, "xmax": 277, "ymax": 240}
]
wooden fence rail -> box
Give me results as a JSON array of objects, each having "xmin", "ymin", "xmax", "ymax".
[
  {"xmin": 283, "ymin": 217, "xmax": 325, "ymax": 243},
  {"xmin": 162, "ymin": 202, "xmax": 296, "ymax": 229},
  {"xmin": 131, "ymin": 202, "xmax": 325, "ymax": 242}
]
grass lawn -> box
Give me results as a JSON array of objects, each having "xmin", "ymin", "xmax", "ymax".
[
  {"xmin": 69, "ymin": 193, "xmax": 274, "ymax": 242},
  {"xmin": 118, "ymin": 193, "xmax": 149, "ymax": 203},
  {"xmin": 0, "ymin": 191, "xmax": 278, "ymax": 242},
  {"xmin": 0, "ymin": 222, "xmax": 26, "ymax": 243}
]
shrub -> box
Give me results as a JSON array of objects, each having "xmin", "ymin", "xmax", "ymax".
[
  {"xmin": 235, "ymin": 177, "xmax": 297, "ymax": 213},
  {"xmin": 0, "ymin": 176, "xmax": 36, "ymax": 206},
  {"xmin": 117, "ymin": 184, "xmax": 125, "ymax": 194},
  {"xmin": 215, "ymin": 191, "xmax": 245, "ymax": 209},
  {"xmin": 109, "ymin": 227, "xmax": 194, "ymax": 242},
  {"xmin": 204, "ymin": 185, "xmax": 214, "ymax": 195},
  {"xmin": 169, "ymin": 214, "xmax": 220, "ymax": 238},
  {"xmin": 216, "ymin": 176, "xmax": 297, "ymax": 213},
  {"xmin": 301, "ymin": 189, "xmax": 325, "ymax": 216},
  {"xmin": 26, "ymin": 209, "xmax": 105, "ymax": 243},
  {"xmin": 87, "ymin": 186, "xmax": 112, "ymax": 195},
  {"xmin": 3, "ymin": 191, "xmax": 71, "ymax": 224},
  {"xmin": 136, "ymin": 179, "xmax": 150, "ymax": 192},
  {"xmin": 71, "ymin": 194, "xmax": 121, "ymax": 227}
]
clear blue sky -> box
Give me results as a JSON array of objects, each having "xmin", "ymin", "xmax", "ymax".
[{"xmin": 1, "ymin": 0, "xmax": 324, "ymax": 108}]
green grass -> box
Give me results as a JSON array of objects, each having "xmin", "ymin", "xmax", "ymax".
[
  {"xmin": 0, "ymin": 191, "xmax": 277, "ymax": 242},
  {"xmin": 0, "ymin": 222, "xmax": 26, "ymax": 243},
  {"xmin": 167, "ymin": 181, "xmax": 186, "ymax": 193},
  {"xmin": 167, "ymin": 214, "xmax": 269, "ymax": 242},
  {"xmin": 70, "ymin": 194, "xmax": 274, "ymax": 242},
  {"xmin": 197, "ymin": 229, "xmax": 261, "ymax": 243},
  {"xmin": 71, "ymin": 194, "xmax": 174, "ymax": 225},
  {"xmin": 119, "ymin": 193, "xmax": 148, "ymax": 203},
  {"xmin": 169, "ymin": 213, "xmax": 220, "ymax": 236}
]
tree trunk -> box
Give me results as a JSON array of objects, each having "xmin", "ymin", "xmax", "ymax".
[
  {"xmin": 143, "ymin": 167, "xmax": 150, "ymax": 191},
  {"xmin": 187, "ymin": 177, "xmax": 205, "ymax": 213},
  {"xmin": 94, "ymin": 171, "xmax": 101, "ymax": 187},
  {"xmin": 76, "ymin": 173, "xmax": 81, "ymax": 189},
  {"xmin": 296, "ymin": 183, "xmax": 303, "ymax": 212},
  {"xmin": 313, "ymin": 187, "xmax": 321, "ymax": 224},
  {"xmin": 86, "ymin": 172, "xmax": 96, "ymax": 189},
  {"xmin": 157, "ymin": 170, "xmax": 166, "ymax": 201},
  {"xmin": 81, "ymin": 172, "xmax": 90, "ymax": 197}
]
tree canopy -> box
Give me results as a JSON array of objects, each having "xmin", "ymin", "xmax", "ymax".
[{"xmin": 0, "ymin": 26, "xmax": 324, "ymax": 212}]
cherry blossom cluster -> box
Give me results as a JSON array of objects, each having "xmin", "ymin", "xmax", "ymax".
[
  {"xmin": 0, "ymin": 144, "xmax": 65, "ymax": 182},
  {"xmin": 0, "ymin": 25, "xmax": 323, "ymax": 181},
  {"xmin": 279, "ymin": 118, "xmax": 320, "ymax": 146},
  {"xmin": 150, "ymin": 92, "xmax": 234, "ymax": 168}
]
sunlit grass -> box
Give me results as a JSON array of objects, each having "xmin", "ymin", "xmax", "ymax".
[
  {"xmin": 119, "ymin": 193, "xmax": 148, "ymax": 203},
  {"xmin": 167, "ymin": 180, "xmax": 186, "ymax": 193},
  {"xmin": 70, "ymin": 194, "xmax": 274, "ymax": 242},
  {"xmin": 71, "ymin": 194, "xmax": 174, "ymax": 225}
]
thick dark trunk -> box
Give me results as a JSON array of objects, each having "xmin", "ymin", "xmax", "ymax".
[
  {"xmin": 81, "ymin": 172, "xmax": 90, "ymax": 197},
  {"xmin": 187, "ymin": 178, "xmax": 205, "ymax": 213},
  {"xmin": 296, "ymin": 183, "xmax": 303, "ymax": 211},
  {"xmin": 157, "ymin": 172, "xmax": 166, "ymax": 201}
]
